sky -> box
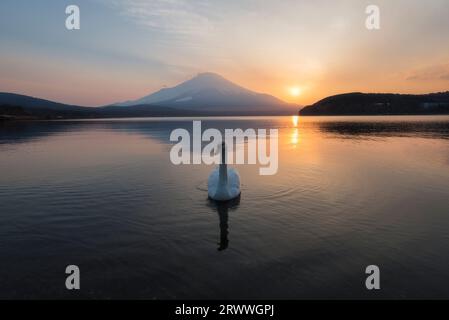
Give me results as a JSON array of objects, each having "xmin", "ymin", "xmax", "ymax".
[{"xmin": 0, "ymin": 0, "xmax": 449, "ymax": 106}]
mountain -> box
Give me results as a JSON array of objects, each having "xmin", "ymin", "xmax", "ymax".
[
  {"xmin": 300, "ymin": 92, "xmax": 449, "ymax": 116},
  {"xmin": 114, "ymin": 72, "xmax": 295, "ymax": 115},
  {"xmin": 0, "ymin": 92, "xmax": 87, "ymax": 112},
  {"xmin": 0, "ymin": 92, "xmax": 95, "ymax": 119},
  {"xmin": 0, "ymin": 93, "xmax": 182, "ymax": 119},
  {"xmin": 1, "ymin": 73, "xmax": 297, "ymax": 119}
]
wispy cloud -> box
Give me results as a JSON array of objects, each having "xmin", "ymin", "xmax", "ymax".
[{"xmin": 105, "ymin": 0, "xmax": 215, "ymax": 36}]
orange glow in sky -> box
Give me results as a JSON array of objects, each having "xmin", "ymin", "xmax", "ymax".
[{"xmin": 0, "ymin": 1, "xmax": 448, "ymax": 107}]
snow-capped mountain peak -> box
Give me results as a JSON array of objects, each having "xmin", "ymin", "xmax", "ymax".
[{"xmin": 114, "ymin": 73, "xmax": 290, "ymax": 113}]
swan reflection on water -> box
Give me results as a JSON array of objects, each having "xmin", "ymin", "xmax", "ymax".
[{"xmin": 207, "ymin": 195, "xmax": 240, "ymax": 251}]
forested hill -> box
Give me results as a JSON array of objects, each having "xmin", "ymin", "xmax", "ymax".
[{"xmin": 300, "ymin": 92, "xmax": 449, "ymax": 115}]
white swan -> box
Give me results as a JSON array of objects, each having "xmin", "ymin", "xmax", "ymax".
[{"xmin": 208, "ymin": 142, "xmax": 241, "ymax": 201}]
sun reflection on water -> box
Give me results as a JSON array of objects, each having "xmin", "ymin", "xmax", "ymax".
[
  {"xmin": 292, "ymin": 115, "xmax": 299, "ymax": 127},
  {"xmin": 291, "ymin": 128, "xmax": 299, "ymax": 145}
]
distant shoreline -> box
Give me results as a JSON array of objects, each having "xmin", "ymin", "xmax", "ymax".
[
  {"xmin": 3, "ymin": 114, "xmax": 449, "ymax": 123},
  {"xmin": 299, "ymin": 92, "xmax": 449, "ymax": 116},
  {"xmin": 0, "ymin": 112, "xmax": 297, "ymax": 121},
  {"xmin": 299, "ymin": 113, "xmax": 449, "ymax": 117},
  {"xmin": 3, "ymin": 90, "xmax": 449, "ymax": 121}
]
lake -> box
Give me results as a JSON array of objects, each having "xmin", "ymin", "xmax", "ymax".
[{"xmin": 1, "ymin": 115, "xmax": 449, "ymax": 299}]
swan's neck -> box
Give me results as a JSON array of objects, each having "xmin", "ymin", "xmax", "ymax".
[
  {"xmin": 219, "ymin": 163, "xmax": 228, "ymax": 185},
  {"xmin": 219, "ymin": 143, "xmax": 228, "ymax": 186}
]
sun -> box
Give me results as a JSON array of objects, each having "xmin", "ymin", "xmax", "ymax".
[{"xmin": 289, "ymin": 86, "xmax": 302, "ymax": 97}]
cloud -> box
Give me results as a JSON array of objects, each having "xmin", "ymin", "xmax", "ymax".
[{"xmin": 105, "ymin": 0, "xmax": 215, "ymax": 36}]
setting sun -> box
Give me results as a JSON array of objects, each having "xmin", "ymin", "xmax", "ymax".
[{"xmin": 289, "ymin": 87, "xmax": 302, "ymax": 97}]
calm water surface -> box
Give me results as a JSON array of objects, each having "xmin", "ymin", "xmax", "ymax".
[{"xmin": 1, "ymin": 116, "xmax": 449, "ymax": 299}]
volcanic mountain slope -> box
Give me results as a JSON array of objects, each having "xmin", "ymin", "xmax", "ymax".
[{"xmin": 114, "ymin": 72, "xmax": 295, "ymax": 115}]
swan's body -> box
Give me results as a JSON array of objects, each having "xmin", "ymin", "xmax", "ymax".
[{"xmin": 208, "ymin": 142, "xmax": 241, "ymax": 201}]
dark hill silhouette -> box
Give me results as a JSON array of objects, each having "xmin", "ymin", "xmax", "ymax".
[
  {"xmin": 300, "ymin": 92, "xmax": 449, "ymax": 116},
  {"xmin": 0, "ymin": 93, "xmax": 95, "ymax": 119}
]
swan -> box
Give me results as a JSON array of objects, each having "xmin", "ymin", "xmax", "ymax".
[{"xmin": 208, "ymin": 142, "xmax": 241, "ymax": 201}]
